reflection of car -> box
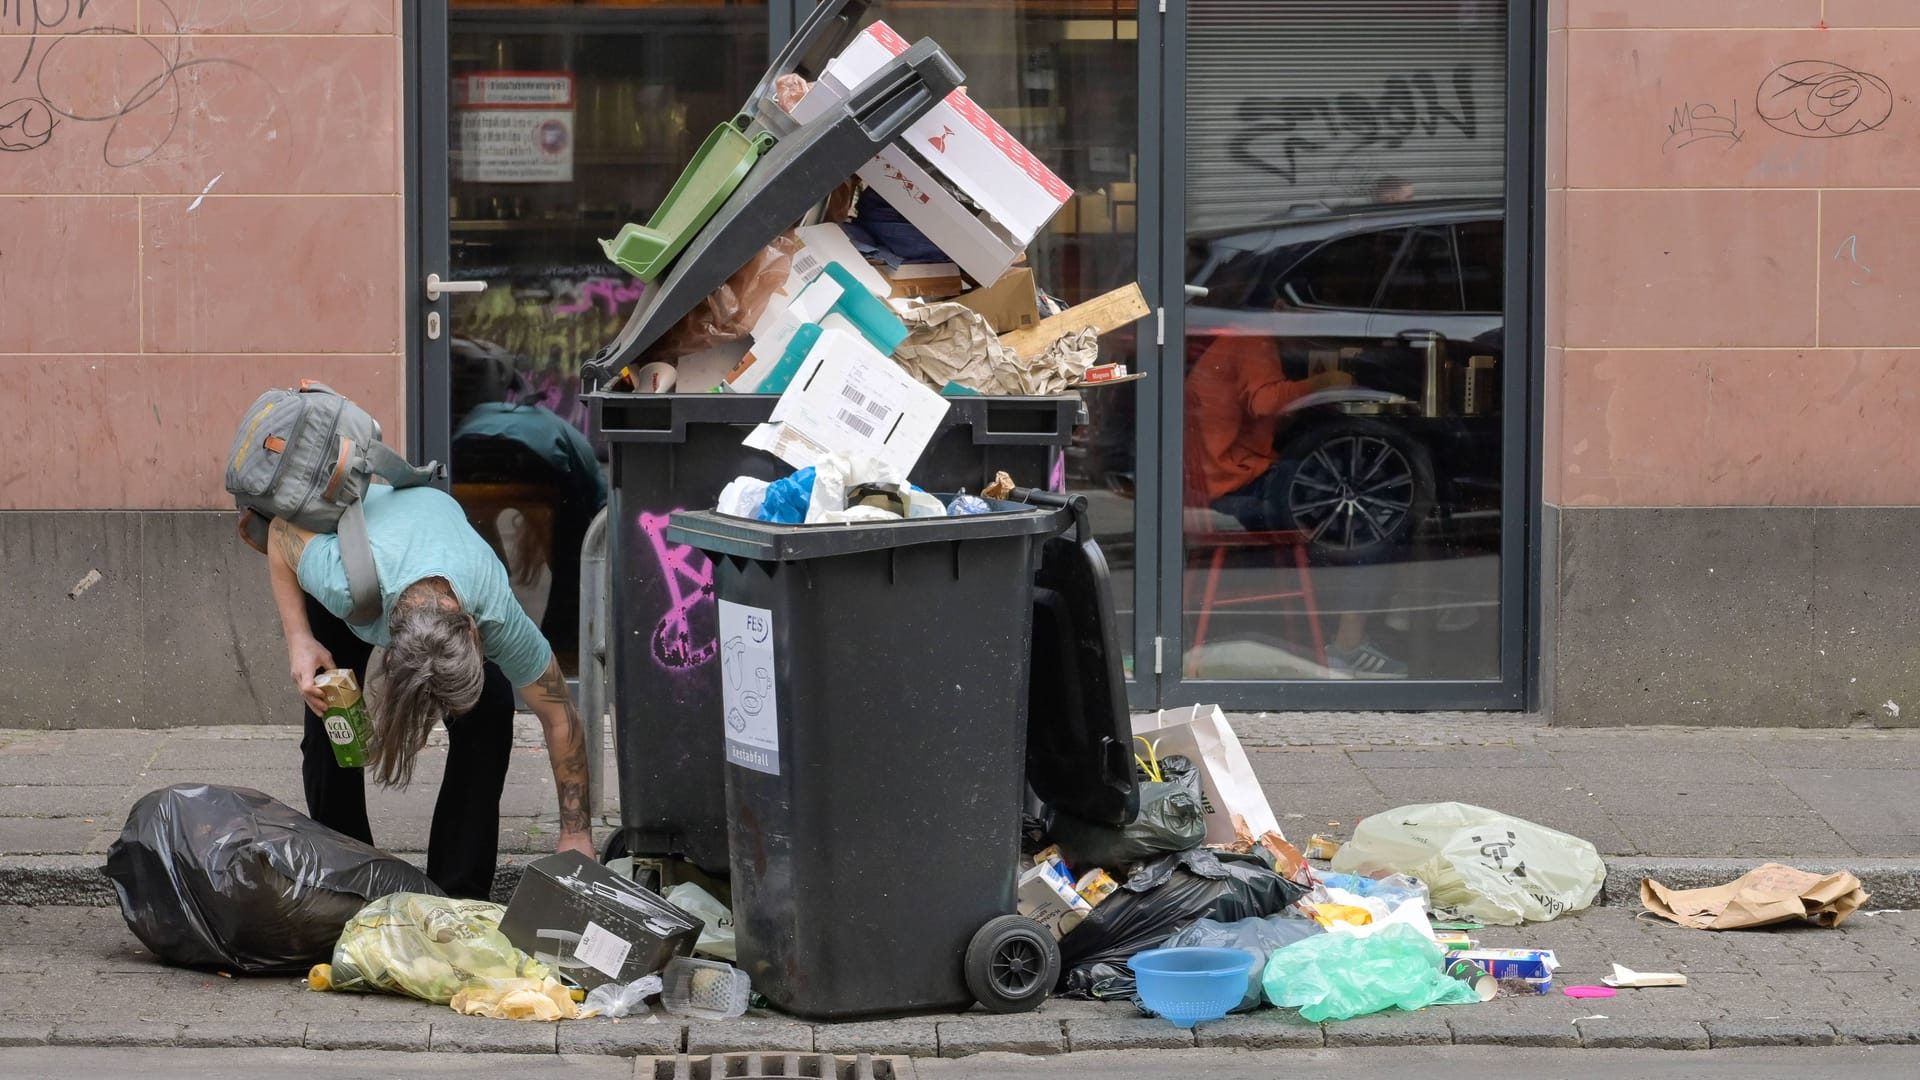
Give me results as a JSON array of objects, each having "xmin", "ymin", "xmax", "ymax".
[{"xmin": 1076, "ymin": 200, "xmax": 1504, "ymax": 562}]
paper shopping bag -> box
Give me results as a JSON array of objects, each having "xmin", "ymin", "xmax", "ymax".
[{"xmin": 1132, "ymin": 705, "xmax": 1282, "ymax": 847}]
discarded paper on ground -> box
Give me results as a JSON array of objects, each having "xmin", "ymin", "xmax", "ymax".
[{"xmin": 1641, "ymin": 863, "xmax": 1869, "ymax": 931}]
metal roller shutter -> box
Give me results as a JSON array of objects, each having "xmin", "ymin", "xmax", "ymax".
[{"xmin": 1186, "ymin": 0, "xmax": 1507, "ymax": 234}]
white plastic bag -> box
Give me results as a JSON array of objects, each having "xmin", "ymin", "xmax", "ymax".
[
  {"xmin": 584, "ymin": 973, "xmax": 662, "ymax": 1019},
  {"xmin": 663, "ymin": 882, "xmax": 737, "ymax": 962},
  {"xmin": 1330, "ymin": 802, "xmax": 1606, "ymax": 926},
  {"xmin": 805, "ymin": 451, "xmax": 901, "ymax": 524},
  {"xmin": 717, "ymin": 476, "xmax": 770, "ymax": 519}
]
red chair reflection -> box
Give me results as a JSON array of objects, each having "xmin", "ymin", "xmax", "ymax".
[{"xmin": 1184, "ymin": 512, "xmax": 1327, "ymax": 678}]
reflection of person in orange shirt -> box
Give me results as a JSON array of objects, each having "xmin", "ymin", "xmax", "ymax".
[
  {"xmin": 1188, "ymin": 334, "xmax": 1351, "ymax": 521},
  {"xmin": 1185, "ymin": 334, "xmax": 1406, "ymax": 679}
]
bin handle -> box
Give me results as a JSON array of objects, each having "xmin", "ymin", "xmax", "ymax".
[
  {"xmin": 1008, "ymin": 487, "xmax": 1090, "ymax": 543},
  {"xmin": 850, "ymin": 41, "xmax": 964, "ymax": 145}
]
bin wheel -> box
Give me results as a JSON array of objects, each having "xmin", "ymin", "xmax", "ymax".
[
  {"xmin": 965, "ymin": 915, "xmax": 1059, "ymax": 1014},
  {"xmin": 599, "ymin": 830, "xmax": 631, "ymax": 865}
]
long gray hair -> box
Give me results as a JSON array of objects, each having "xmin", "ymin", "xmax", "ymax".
[{"xmin": 369, "ymin": 584, "xmax": 485, "ymax": 787}]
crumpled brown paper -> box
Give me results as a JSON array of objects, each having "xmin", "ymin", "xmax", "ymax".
[
  {"xmin": 447, "ymin": 977, "xmax": 580, "ymax": 1021},
  {"xmin": 894, "ymin": 304, "xmax": 1097, "ymax": 395},
  {"xmin": 1641, "ymin": 863, "xmax": 1869, "ymax": 930},
  {"xmin": 654, "ymin": 232, "xmax": 802, "ymax": 361}
]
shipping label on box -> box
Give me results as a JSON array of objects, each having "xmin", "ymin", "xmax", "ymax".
[
  {"xmin": 498, "ymin": 851, "xmax": 702, "ymax": 990},
  {"xmin": 744, "ymin": 328, "xmax": 949, "ymax": 476}
]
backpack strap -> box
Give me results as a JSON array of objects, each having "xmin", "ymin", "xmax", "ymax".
[
  {"xmin": 336, "ymin": 500, "xmax": 384, "ymax": 628},
  {"xmin": 236, "ymin": 508, "xmax": 271, "ymax": 555},
  {"xmin": 364, "ymin": 441, "xmax": 445, "ymax": 490}
]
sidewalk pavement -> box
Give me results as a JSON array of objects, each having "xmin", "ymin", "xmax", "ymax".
[
  {"xmin": 3, "ymin": 713, "xmax": 1918, "ymax": 905},
  {"xmin": 4, "ymin": 715, "xmax": 1920, "ymax": 1057}
]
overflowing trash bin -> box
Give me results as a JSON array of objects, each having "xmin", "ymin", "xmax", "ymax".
[
  {"xmin": 666, "ymin": 490, "xmax": 1135, "ymax": 1019},
  {"xmin": 591, "ymin": 392, "xmax": 1080, "ymax": 878}
]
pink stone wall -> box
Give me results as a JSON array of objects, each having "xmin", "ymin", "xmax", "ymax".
[
  {"xmin": 0, "ymin": 2, "xmax": 405, "ymax": 510},
  {"xmin": 1548, "ymin": 0, "xmax": 1920, "ymax": 507}
]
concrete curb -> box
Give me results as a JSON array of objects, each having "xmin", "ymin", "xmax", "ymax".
[
  {"xmin": 9, "ymin": 854, "xmax": 1919, "ymax": 909},
  {"xmin": 2, "ymin": 1015, "xmax": 1915, "ymax": 1054}
]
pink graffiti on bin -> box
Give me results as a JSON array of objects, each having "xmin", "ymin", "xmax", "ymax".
[{"xmin": 639, "ymin": 511, "xmax": 718, "ymax": 671}]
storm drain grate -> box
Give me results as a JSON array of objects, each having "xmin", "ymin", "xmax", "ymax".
[{"xmin": 645, "ymin": 1053, "xmax": 902, "ymax": 1080}]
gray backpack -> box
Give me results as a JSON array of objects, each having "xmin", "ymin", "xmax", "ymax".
[{"xmin": 225, "ymin": 381, "xmax": 443, "ymax": 627}]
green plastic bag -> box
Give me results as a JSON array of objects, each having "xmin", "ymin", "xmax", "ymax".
[
  {"xmin": 1330, "ymin": 802, "xmax": 1606, "ymax": 925},
  {"xmin": 310, "ymin": 893, "xmax": 549, "ymax": 1005},
  {"xmin": 1261, "ymin": 922, "xmax": 1480, "ymax": 1022}
]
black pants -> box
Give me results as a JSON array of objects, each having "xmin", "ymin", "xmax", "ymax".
[{"xmin": 299, "ymin": 594, "xmax": 514, "ymax": 900}]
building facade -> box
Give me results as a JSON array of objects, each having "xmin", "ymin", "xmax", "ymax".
[{"xmin": 3, "ymin": 1, "xmax": 1914, "ymax": 728}]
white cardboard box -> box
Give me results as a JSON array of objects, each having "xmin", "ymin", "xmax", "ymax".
[
  {"xmin": 743, "ymin": 327, "xmax": 949, "ymax": 476},
  {"xmin": 807, "ymin": 21, "xmax": 1073, "ymax": 284}
]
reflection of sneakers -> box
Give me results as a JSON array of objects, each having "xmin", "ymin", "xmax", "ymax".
[{"xmin": 1327, "ymin": 641, "xmax": 1409, "ymax": 679}]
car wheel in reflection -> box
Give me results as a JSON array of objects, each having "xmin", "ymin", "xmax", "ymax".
[{"xmin": 1275, "ymin": 417, "xmax": 1434, "ymax": 564}]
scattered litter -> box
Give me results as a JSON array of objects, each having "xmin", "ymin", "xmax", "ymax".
[
  {"xmin": 1135, "ymin": 706, "xmax": 1285, "ymax": 852},
  {"xmin": 452, "ymin": 977, "xmax": 581, "ymax": 1021},
  {"xmin": 313, "ymin": 893, "xmax": 560, "ymax": 1011},
  {"xmin": 1641, "ymin": 864, "xmax": 1869, "ymax": 930},
  {"xmin": 1165, "ymin": 915, "xmax": 1323, "ymax": 1014},
  {"xmin": 1261, "ymin": 922, "xmax": 1481, "ymax": 1022},
  {"xmin": 1306, "ymin": 834, "xmax": 1342, "ymax": 861},
  {"xmin": 1132, "ymin": 946, "xmax": 1254, "ymax": 1028},
  {"xmin": 1060, "ymin": 850, "xmax": 1306, "ymax": 1000},
  {"xmin": 662, "ymin": 882, "xmax": 737, "ymax": 962},
  {"xmin": 1603, "ymin": 964, "xmax": 1687, "ymax": 988},
  {"xmin": 67, "ymin": 569, "xmax": 102, "ymax": 599},
  {"xmin": 1332, "ymin": 803, "xmax": 1606, "ymax": 925},
  {"xmin": 105, "ymin": 784, "xmax": 438, "ymax": 975},
  {"xmin": 583, "ymin": 974, "xmax": 664, "ymax": 1019},
  {"xmin": 1048, "ymin": 752, "xmax": 1206, "ymax": 870},
  {"xmin": 1446, "ymin": 948, "xmax": 1559, "ymax": 996},
  {"xmin": 499, "ymin": 853, "xmax": 702, "ymax": 992},
  {"xmin": 661, "ymin": 956, "xmax": 752, "ymax": 1020}
]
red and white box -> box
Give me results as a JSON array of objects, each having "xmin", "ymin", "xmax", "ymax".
[{"xmin": 797, "ymin": 22, "xmax": 1073, "ymax": 285}]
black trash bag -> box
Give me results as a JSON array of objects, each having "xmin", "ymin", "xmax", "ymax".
[
  {"xmin": 104, "ymin": 784, "xmax": 443, "ymax": 975},
  {"xmin": 1046, "ymin": 755, "xmax": 1206, "ymax": 872},
  {"xmin": 1057, "ymin": 851, "xmax": 1309, "ymax": 998}
]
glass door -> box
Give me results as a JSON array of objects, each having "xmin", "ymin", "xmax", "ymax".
[
  {"xmin": 428, "ymin": 1, "xmax": 772, "ymax": 673},
  {"xmin": 1159, "ymin": 0, "xmax": 1530, "ymax": 707},
  {"xmin": 858, "ymin": 0, "xmax": 1150, "ymax": 692}
]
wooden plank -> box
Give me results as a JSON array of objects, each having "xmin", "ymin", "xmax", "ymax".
[{"xmin": 999, "ymin": 283, "xmax": 1150, "ymax": 360}]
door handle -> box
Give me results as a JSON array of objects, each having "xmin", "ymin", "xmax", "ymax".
[{"xmin": 426, "ymin": 273, "xmax": 488, "ymax": 302}]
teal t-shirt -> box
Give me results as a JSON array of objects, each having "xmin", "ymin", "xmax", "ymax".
[{"xmin": 298, "ymin": 485, "xmax": 552, "ymax": 688}]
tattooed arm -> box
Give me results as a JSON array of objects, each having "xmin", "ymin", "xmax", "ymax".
[
  {"xmin": 523, "ymin": 654, "xmax": 595, "ymax": 858},
  {"xmin": 267, "ymin": 518, "xmax": 334, "ymax": 714}
]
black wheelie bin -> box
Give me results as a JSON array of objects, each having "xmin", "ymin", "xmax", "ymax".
[{"xmin": 664, "ymin": 490, "xmax": 1134, "ymax": 1019}]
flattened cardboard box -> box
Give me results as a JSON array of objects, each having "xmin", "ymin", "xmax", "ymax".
[{"xmin": 500, "ymin": 851, "xmax": 702, "ymax": 989}]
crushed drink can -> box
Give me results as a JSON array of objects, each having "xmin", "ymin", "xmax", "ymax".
[
  {"xmin": 1075, "ymin": 868, "xmax": 1119, "ymax": 908},
  {"xmin": 314, "ymin": 669, "xmax": 373, "ymax": 769}
]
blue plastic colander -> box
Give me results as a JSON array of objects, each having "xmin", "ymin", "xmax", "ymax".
[{"xmin": 1129, "ymin": 947, "xmax": 1257, "ymax": 1027}]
